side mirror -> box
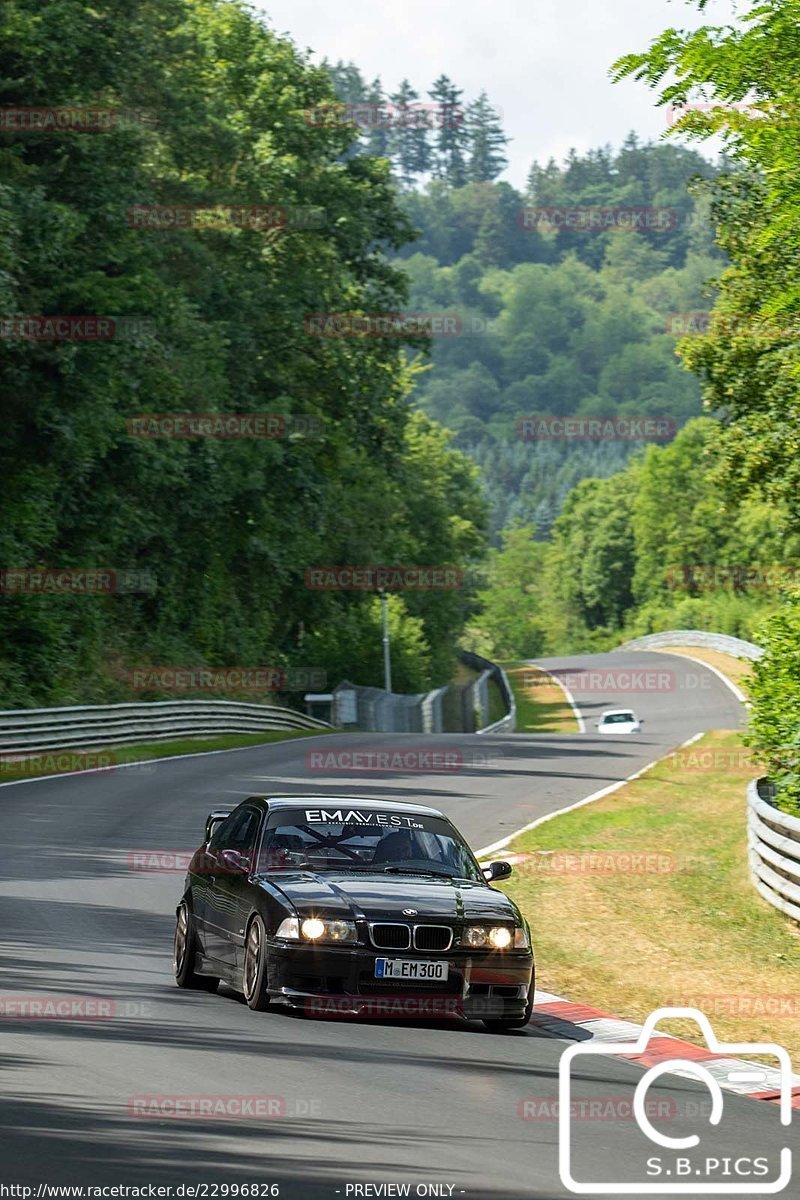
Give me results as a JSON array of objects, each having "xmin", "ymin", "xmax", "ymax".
[
  {"xmin": 482, "ymin": 860, "xmax": 513, "ymax": 882},
  {"xmin": 205, "ymin": 810, "xmax": 232, "ymax": 843},
  {"xmin": 220, "ymin": 848, "xmax": 250, "ymax": 875}
]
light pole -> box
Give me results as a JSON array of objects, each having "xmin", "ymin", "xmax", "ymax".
[{"xmin": 379, "ymin": 589, "xmax": 392, "ymax": 693}]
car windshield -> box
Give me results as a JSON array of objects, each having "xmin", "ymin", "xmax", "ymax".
[
  {"xmin": 603, "ymin": 712, "xmax": 635, "ymax": 724},
  {"xmin": 255, "ymin": 806, "xmax": 483, "ymax": 882}
]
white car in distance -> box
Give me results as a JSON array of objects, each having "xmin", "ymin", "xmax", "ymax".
[{"xmin": 595, "ymin": 708, "xmax": 642, "ymax": 734}]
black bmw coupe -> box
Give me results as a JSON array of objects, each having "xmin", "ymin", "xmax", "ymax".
[{"xmin": 174, "ymin": 795, "xmax": 535, "ymax": 1030}]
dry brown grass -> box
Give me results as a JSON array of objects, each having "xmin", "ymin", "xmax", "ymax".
[{"xmin": 500, "ymin": 730, "xmax": 800, "ymax": 1063}]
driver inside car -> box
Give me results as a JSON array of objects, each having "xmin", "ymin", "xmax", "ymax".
[
  {"xmin": 370, "ymin": 829, "xmax": 417, "ymax": 865},
  {"xmin": 259, "ymin": 832, "xmax": 305, "ymax": 870}
]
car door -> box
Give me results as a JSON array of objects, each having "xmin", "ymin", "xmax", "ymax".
[
  {"xmin": 191, "ymin": 810, "xmax": 238, "ymax": 955},
  {"xmin": 205, "ymin": 805, "xmax": 264, "ymax": 969}
]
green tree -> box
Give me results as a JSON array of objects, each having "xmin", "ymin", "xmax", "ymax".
[
  {"xmin": 548, "ymin": 472, "xmax": 638, "ymax": 634},
  {"xmin": 466, "ymin": 91, "xmax": 509, "ymax": 182},
  {"xmin": 428, "ymin": 74, "xmax": 469, "ymax": 186},
  {"xmin": 631, "ymin": 418, "xmax": 730, "ymax": 605},
  {"xmin": 474, "ymin": 526, "xmax": 547, "ymax": 657},
  {"xmin": 388, "ymin": 79, "xmax": 431, "ymax": 188},
  {"xmin": 613, "ymin": 0, "xmax": 800, "ymax": 523},
  {"xmin": 0, "ymin": 0, "xmax": 486, "ymax": 705},
  {"xmin": 323, "ymin": 59, "xmax": 368, "ymax": 102},
  {"xmin": 364, "ymin": 75, "xmax": 391, "ymax": 159},
  {"xmin": 747, "ymin": 591, "xmax": 800, "ymax": 816}
]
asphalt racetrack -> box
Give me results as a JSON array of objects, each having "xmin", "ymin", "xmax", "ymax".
[{"xmin": 4, "ymin": 652, "xmax": 789, "ymax": 1200}]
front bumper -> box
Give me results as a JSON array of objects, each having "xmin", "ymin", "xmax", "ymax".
[{"xmin": 266, "ymin": 940, "xmax": 534, "ymax": 1020}]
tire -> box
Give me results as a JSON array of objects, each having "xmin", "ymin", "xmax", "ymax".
[
  {"xmin": 482, "ymin": 984, "xmax": 534, "ymax": 1032},
  {"xmin": 174, "ymin": 901, "xmax": 219, "ymax": 992},
  {"xmin": 243, "ymin": 914, "xmax": 271, "ymax": 1011}
]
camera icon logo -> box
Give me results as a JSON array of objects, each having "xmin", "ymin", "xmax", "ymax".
[{"xmin": 558, "ymin": 1006, "xmax": 793, "ymax": 1194}]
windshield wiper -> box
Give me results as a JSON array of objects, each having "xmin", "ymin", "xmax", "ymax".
[
  {"xmin": 257, "ymin": 861, "xmax": 316, "ymax": 872},
  {"xmin": 310, "ymin": 863, "xmax": 388, "ymax": 871},
  {"xmin": 261, "ymin": 862, "xmax": 382, "ymax": 873},
  {"xmin": 382, "ymin": 866, "xmax": 454, "ymax": 878}
]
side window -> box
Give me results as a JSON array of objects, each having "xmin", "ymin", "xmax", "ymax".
[
  {"xmin": 208, "ymin": 807, "xmax": 261, "ymax": 854},
  {"xmin": 208, "ymin": 812, "xmax": 239, "ymax": 853},
  {"xmin": 229, "ymin": 807, "xmax": 261, "ymax": 853}
]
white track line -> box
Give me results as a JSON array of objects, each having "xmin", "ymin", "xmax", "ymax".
[
  {"xmin": 648, "ymin": 648, "xmax": 749, "ymax": 704},
  {"xmin": 479, "ymin": 647, "xmax": 747, "ymax": 858},
  {"xmin": 475, "ymin": 730, "xmax": 703, "ymax": 859},
  {"xmin": 527, "ymin": 662, "xmax": 586, "ymax": 733}
]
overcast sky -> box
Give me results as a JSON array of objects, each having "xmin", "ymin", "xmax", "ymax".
[{"xmin": 257, "ymin": 0, "xmax": 744, "ymax": 186}]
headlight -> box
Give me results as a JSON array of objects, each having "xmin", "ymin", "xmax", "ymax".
[
  {"xmin": 462, "ymin": 925, "xmax": 488, "ymax": 948},
  {"xmin": 275, "ymin": 916, "xmax": 357, "ymax": 944},
  {"xmin": 461, "ymin": 924, "xmax": 526, "ymax": 950},
  {"xmin": 301, "ymin": 918, "xmax": 326, "ymax": 940}
]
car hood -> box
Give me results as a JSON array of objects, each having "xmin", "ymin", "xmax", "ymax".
[{"xmin": 258, "ymin": 871, "xmax": 521, "ymax": 923}]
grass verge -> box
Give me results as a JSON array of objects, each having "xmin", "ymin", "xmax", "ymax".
[
  {"xmin": 0, "ymin": 727, "xmax": 336, "ymax": 784},
  {"xmin": 504, "ymin": 663, "xmax": 579, "ymax": 734},
  {"xmin": 499, "ymin": 729, "xmax": 800, "ymax": 1061}
]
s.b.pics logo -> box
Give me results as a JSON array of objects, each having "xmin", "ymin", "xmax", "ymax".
[{"xmin": 558, "ymin": 1008, "xmax": 793, "ymax": 1194}]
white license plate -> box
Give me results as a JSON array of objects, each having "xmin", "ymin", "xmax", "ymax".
[{"xmin": 374, "ymin": 958, "xmax": 449, "ymax": 981}]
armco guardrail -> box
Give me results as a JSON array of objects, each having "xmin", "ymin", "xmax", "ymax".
[
  {"xmin": 460, "ymin": 651, "xmax": 517, "ymax": 734},
  {"xmin": 329, "ymin": 653, "xmax": 516, "ymax": 735},
  {"xmin": 747, "ymin": 778, "xmax": 800, "ymax": 926},
  {"xmin": 0, "ymin": 700, "xmax": 331, "ymax": 755},
  {"xmin": 615, "ymin": 629, "xmax": 763, "ymax": 660}
]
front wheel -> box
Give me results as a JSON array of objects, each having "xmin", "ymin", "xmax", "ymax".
[
  {"xmin": 174, "ymin": 902, "xmax": 219, "ymax": 992},
  {"xmin": 243, "ymin": 915, "xmax": 271, "ymax": 1011}
]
